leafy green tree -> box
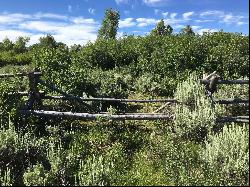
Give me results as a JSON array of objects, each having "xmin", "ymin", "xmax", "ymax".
[
  {"xmin": 97, "ymin": 8, "xmax": 120, "ymax": 40},
  {"xmin": 38, "ymin": 34, "xmax": 57, "ymax": 48},
  {"xmin": 0, "ymin": 37, "xmax": 14, "ymax": 51},
  {"xmin": 180, "ymin": 25, "xmax": 195, "ymax": 35},
  {"xmin": 13, "ymin": 36, "xmax": 30, "ymax": 53},
  {"xmin": 151, "ymin": 19, "xmax": 173, "ymax": 36}
]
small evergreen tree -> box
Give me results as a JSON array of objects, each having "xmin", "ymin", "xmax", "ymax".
[{"xmin": 97, "ymin": 8, "xmax": 120, "ymax": 40}]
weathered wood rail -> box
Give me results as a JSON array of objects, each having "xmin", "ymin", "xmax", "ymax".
[
  {"xmin": 0, "ymin": 72, "xmax": 42, "ymax": 78},
  {"xmin": 19, "ymin": 110, "xmax": 248, "ymax": 123},
  {"xmin": 216, "ymin": 116, "xmax": 249, "ymax": 123},
  {"xmin": 1, "ymin": 70, "xmax": 249, "ymax": 123},
  {"xmin": 19, "ymin": 110, "xmax": 174, "ymax": 120},
  {"xmin": 199, "ymin": 79, "xmax": 249, "ymax": 85},
  {"xmin": 42, "ymin": 95, "xmax": 179, "ymax": 103},
  {"xmin": 8, "ymin": 92, "xmax": 249, "ymax": 105}
]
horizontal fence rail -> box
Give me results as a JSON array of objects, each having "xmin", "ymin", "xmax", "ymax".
[
  {"xmin": 199, "ymin": 79, "xmax": 249, "ymax": 85},
  {"xmin": 19, "ymin": 110, "xmax": 249, "ymax": 123},
  {"xmin": 19, "ymin": 110, "xmax": 174, "ymax": 120},
  {"xmin": 8, "ymin": 91, "xmax": 45, "ymax": 96},
  {"xmin": 0, "ymin": 72, "xmax": 42, "ymax": 78},
  {"xmin": 42, "ymin": 95, "xmax": 179, "ymax": 103},
  {"xmin": 8, "ymin": 93, "xmax": 249, "ymax": 105},
  {"xmin": 216, "ymin": 116, "xmax": 249, "ymax": 123}
]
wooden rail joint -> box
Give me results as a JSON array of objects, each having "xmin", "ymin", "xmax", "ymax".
[{"xmin": 26, "ymin": 70, "xmax": 43, "ymax": 110}]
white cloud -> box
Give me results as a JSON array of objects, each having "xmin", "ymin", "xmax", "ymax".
[
  {"xmin": 200, "ymin": 10, "xmax": 224, "ymax": 17},
  {"xmin": 19, "ymin": 21, "xmax": 67, "ymax": 33},
  {"xmin": 0, "ymin": 13, "xmax": 31, "ymax": 24},
  {"xmin": 163, "ymin": 17, "xmax": 185, "ymax": 25},
  {"xmin": 0, "ymin": 12, "xmax": 99, "ymax": 46},
  {"xmin": 200, "ymin": 10, "xmax": 248, "ymax": 26},
  {"xmin": 34, "ymin": 12, "xmax": 68, "ymax": 20},
  {"xmin": 221, "ymin": 14, "xmax": 246, "ymax": 25},
  {"xmin": 115, "ymin": 0, "xmax": 129, "ymax": 4},
  {"xmin": 136, "ymin": 18, "xmax": 158, "ymax": 27},
  {"xmin": 143, "ymin": 0, "xmax": 167, "ymax": 6},
  {"xmin": 88, "ymin": 8, "xmax": 95, "ymax": 15},
  {"xmin": 183, "ymin": 11, "xmax": 194, "ymax": 20},
  {"xmin": 237, "ymin": 21, "xmax": 247, "ymax": 26},
  {"xmin": 170, "ymin": 13, "xmax": 177, "ymax": 19},
  {"xmin": 0, "ymin": 30, "xmax": 32, "ymax": 42},
  {"xmin": 173, "ymin": 24, "xmax": 184, "ymax": 29},
  {"xmin": 70, "ymin": 17, "xmax": 97, "ymax": 24},
  {"xmin": 191, "ymin": 25, "xmax": 201, "ymax": 30},
  {"xmin": 195, "ymin": 19, "xmax": 213, "ymax": 23},
  {"xmin": 119, "ymin": 18, "xmax": 136, "ymax": 28},
  {"xmin": 162, "ymin": 12, "xmax": 168, "ymax": 18},
  {"xmin": 196, "ymin": 28, "xmax": 218, "ymax": 35}
]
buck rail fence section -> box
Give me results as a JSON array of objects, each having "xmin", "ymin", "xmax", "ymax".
[{"xmin": 0, "ymin": 70, "xmax": 249, "ymax": 123}]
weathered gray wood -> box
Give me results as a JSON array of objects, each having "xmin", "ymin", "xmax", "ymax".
[
  {"xmin": 0, "ymin": 72, "xmax": 42, "ymax": 78},
  {"xmin": 42, "ymin": 95, "xmax": 178, "ymax": 103},
  {"xmin": 19, "ymin": 110, "xmax": 174, "ymax": 120},
  {"xmin": 8, "ymin": 91, "xmax": 45, "ymax": 96},
  {"xmin": 216, "ymin": 116, "xmax": 249, "ymax": 123},
  {"xmin": 214, "ymin": 98, "xmax": 249, "ymax": 104},
  {"xmin": 153, "ymin": 102, "xmax": 173, "ymax": 113},
  {"xmin": 202, "ymin": 71, "xmax": 217, "ymax": 80},
  {"xmin": 38, "ymin": 79, "xmax": 84, "ymax": 101},
  {"xmin": 99, "ymin": 112, "xmax": 166, "ymax": 115},
  {"xmin": 200, "ymin": 79, "xmax": 249, "ymax": 85},
  {"xmin": 38, "ymin": 79, "xmax": 97, "ymax": 112},
  {"xmin": 26, "ymin": 71, "xmax": 43, "ymax": 109}
]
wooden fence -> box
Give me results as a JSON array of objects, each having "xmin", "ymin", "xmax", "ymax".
[{"xmin": 0, "ymin": 70, "xmax": 249, "ymax": 123}]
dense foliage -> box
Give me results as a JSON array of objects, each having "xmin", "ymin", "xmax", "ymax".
[{"xmin": 0, "ymin": 28, "xmax": 249, "ymax": 186}]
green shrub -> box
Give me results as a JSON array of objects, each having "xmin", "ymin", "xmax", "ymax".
[
  {"xmin": 174, "ymin": 72, "xmax": 225, "ymax": 141},
  {"xmin": 75, "ymin": 155, "xmax": 114, "ymax": 186},
  {"xmin": 203, "ymin": 124, "xmax": 249, "ymax": 185},
  {"xmin": 23, "ymin": 164, "xmax": 48, "ymax": 186}
]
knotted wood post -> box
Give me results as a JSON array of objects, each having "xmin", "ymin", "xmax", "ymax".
[
  {"xmin": 201, "ymin": 72, "xmax": 220, "ymax": 108},
  {"xmin": 26, "ymin": 69, "xmax": 43, "ymax": 110}
]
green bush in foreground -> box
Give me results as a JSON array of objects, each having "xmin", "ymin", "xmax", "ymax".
[{"xmin": 203, "ymin": 124, "xmax": 249, "ymax": 185}]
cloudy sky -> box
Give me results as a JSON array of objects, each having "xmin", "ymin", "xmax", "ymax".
[{"xmin": 0, "ymin": 0, "xmax": 248, "ymax": 46}]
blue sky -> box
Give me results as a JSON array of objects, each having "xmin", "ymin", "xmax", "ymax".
[{"xmin": 0, "ymin": 0, "xmax": 249, "ymax": 46}]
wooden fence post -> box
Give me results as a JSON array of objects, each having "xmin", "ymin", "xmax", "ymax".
[{"xmin": 26, "ymin": 69, "xmax": 43, "ymax": 109}]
